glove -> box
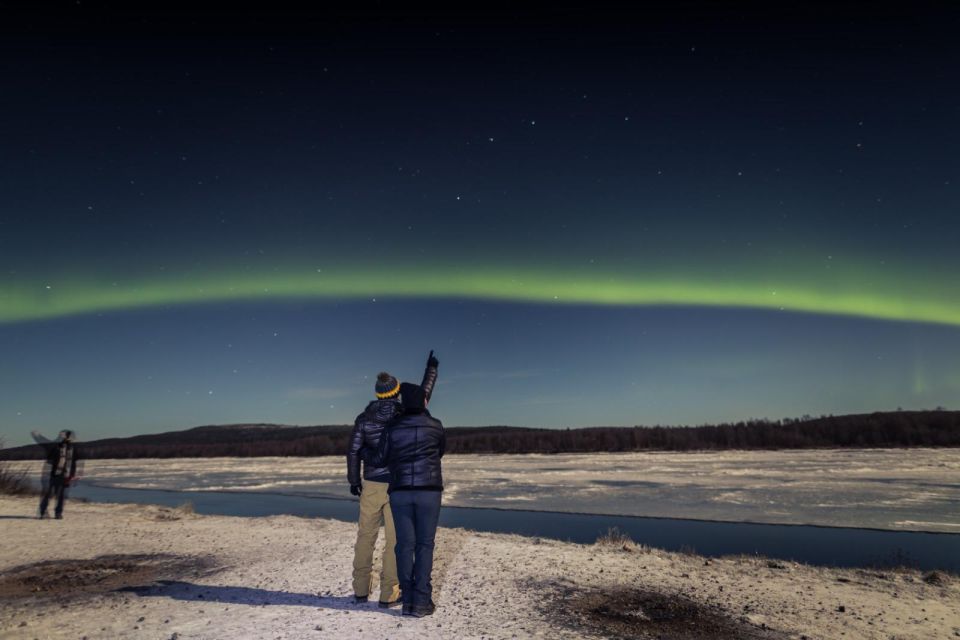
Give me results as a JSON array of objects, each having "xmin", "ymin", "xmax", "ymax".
[
  {"xmin": 350, "ymin": 484, "xmax": 362, "ymax": 497},
  {"xmin": 426, "ymin": 349, "xmax": 439, "ymax": 369}
]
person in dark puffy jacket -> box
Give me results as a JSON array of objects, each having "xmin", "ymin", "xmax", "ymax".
[
  {"xmin": 346, "ymin": 351, "xmax": 438, "ymax": 607},
  {"xmin": 368, "ymin": 380, "xmax": 446, "ymax": 618}
]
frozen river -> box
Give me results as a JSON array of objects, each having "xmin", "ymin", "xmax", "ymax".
[{"xmin": 13, "ymin": 448, "xmax": 960, "ymax": 533}]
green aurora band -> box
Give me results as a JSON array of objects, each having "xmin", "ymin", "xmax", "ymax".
[{"xmin": 2, "ymin": 260, "xmax": 959, "ymax": 326}]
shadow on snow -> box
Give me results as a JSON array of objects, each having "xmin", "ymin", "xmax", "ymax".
[{"xmin": 119, "ymin": 580, "xmax": 397, "ymax": 613}]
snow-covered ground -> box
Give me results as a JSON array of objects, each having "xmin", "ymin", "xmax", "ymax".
[
  {"xmin": 0, "ymin": 495, "xmax": 957, "ymax": 640},
  {"xmin": 9, "ymin": 448, "xmax": 960, "ymax": 531}
]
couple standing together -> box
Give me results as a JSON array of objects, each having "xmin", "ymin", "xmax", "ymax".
[{"xmin": 346, "ymin": 350, "xmax": 444, "ymax": 618}]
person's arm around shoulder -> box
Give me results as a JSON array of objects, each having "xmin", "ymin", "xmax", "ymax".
[
  {"xmin": 421, "ymin": 350, "xmax": 439, "ymax": 402},
  {"xmin": 368, "ymin": 420, "xmax": 391, "ymax": 468},
  {"xmin": 437, "ymin": 418, "xmax": 446, "ymax": 458},
  {"xmin": 347, "ymin": 413, "xmax": 366, "ymax": 494}
]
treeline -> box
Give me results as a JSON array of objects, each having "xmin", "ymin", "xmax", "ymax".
[
  {"xmin": 446, "ymin": 411, "xmax": 960, "ymax": 453},
  {"xmin": 1, "ymin": 411, "xmax": 958, "ymax": 460},
  {"xmin": 0, "ymin": 424, "xmax": 356, "ymax": 460}
]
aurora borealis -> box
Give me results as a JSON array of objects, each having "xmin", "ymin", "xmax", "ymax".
[
  {"xmin": 1, "ymin": 5, "xmax": 958, "ymax": 444},
  {"xmin": 3, "ymin": 258, "xmax": 960, "ymax": 327}
]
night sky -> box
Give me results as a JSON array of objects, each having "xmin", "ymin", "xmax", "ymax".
[{"xmin": 2, "ymin": 4, "xmax": 958, "ymax": 445}]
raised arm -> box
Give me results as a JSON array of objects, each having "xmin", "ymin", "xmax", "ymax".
[
  {"xmin": 31, "ymin": 431, "xmax": 56, "ymax": 460},
  {"xmin": 421, "ymin": 350, "xmax": 439, "ymax": 402}
]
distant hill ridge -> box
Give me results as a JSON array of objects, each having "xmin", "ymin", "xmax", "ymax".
[{"xmin": 1, "ymin": 411, "xmax": 958, "ymax": 459}]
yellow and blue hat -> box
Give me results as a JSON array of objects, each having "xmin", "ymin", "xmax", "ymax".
[{"xmin": 375, "ymin": 372, "xmax": 400, "ymax": 399}]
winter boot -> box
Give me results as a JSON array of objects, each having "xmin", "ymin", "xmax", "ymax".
[{"xmin": 410, "ymin": 601, "xmax": 436, "ymax": 618}]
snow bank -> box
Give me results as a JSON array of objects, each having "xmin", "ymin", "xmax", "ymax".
[{"xmin": 1, "ymin": 496, "xmax": 957, "ymax": 639}]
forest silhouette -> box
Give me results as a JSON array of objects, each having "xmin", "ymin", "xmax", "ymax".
[{"xmin": 1, "ymin": 410, "xmax": 957, "ymax": 460}]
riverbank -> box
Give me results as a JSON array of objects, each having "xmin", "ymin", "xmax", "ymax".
[
  {"xmin": 1, "ymin": 496, "xmax": 957, "ymax": 639},
  {"xmin": 63, "ymin": 482, "xmax": 960, "ymax": 571}
]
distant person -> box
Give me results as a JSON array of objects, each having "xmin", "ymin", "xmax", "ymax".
[
  {"xmin": 369, "ymin": 377, "xmax": 446, "ymax": 618},
  {"xmin": 346, "ymin": 351, "xmax": 438, "ymax": 607},
  {"xmin": 31, "ymin": 430, "xmax": 80, "ymax": 519}
]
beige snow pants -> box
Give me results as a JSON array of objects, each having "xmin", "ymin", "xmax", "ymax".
[{"xmin": 352, "ymin": 480, "xmax": 400, "ymax": 601}]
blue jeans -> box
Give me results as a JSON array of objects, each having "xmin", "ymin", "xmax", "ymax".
[{"xmin": 389, "ymin": 490, "xmax": 442, "ymax": 608}]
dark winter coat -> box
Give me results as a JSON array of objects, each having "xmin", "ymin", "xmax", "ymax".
[
  {"xmin": 368, "ymin": 409, "xmax": 445, "ymax": 492},
  {"xmin": 41, "ymin": 442, "xmax": 78, "ymax": 480},
  {"xmin": 346, "ymin": 363, "xmax": 438, "ymax": 485},
  {"xmin": 347, "ymin": 399, "xmax": 401, "ymax": 484}
]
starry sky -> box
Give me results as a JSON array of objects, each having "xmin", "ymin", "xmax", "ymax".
[{"xmin": 1, "ymin": 4, "xmax": 958, "ymax": 445}]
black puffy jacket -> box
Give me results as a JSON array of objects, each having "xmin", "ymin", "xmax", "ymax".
[
  {"xmin": 346, "ymin": 363, "xmax": 438, "ymax": 485},
  {"xmin": 347, "ymin": 399, "xmax": 401, "ymax": 484},
  {"xmin": 369, "ymin": 409, "xmax": 445, "ymax": 492}
]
